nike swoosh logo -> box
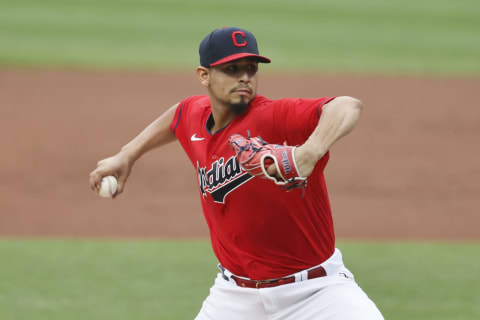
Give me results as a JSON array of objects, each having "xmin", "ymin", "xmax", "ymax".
[{"xmin": 191, "ymin": 134, "xmax": 205, "ymax": 141}]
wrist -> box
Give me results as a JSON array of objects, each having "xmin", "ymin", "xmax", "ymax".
[
  {"xmin": 120, "ymin": 144, "xmax": 140, "ymax": 164},
  {"xmin": 294, "ymin": 142, "xmax": 322, "ymax": 178},
  {"xmin": 297, "ymin": 141, "xmax": 322, "ymax": 163}
]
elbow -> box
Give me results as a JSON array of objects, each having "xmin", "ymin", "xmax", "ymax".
[
  {"xmin": 352, "ymin": 97, "xmax": 364, "ymax": 113},
  {"xmin": 336, "ymin": 96, "xmax": 363, "ymax": 114},
  {"xmin": 327, "ymin": 96, "xmax": 363, "ymax": 121},
  {"xmin": 353, "ymin": 97, "xmax": 364, "ymax": 114},
  {"xmin": 333, "ymin": 96, "xmax": 363, "ymax": 131}
]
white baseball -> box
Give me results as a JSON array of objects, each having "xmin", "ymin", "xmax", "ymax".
[{"xmin": 98, "ymin": 175, "xmax": 118, "ymax": 198}]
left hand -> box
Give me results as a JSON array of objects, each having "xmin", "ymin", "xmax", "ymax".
[{"xmin": 228, "ymin": 133, "xmax": 307, "ymax": 190}]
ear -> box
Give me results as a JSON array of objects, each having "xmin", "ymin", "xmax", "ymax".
[{"xmin": 196, "ymin": 67, "xmax": 210, "ymax": 87}]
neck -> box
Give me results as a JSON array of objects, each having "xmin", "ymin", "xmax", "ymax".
[
  {"xmin": 208, "ymin": 97, "xmax": 238, "ymax": 134},
  {"xmin": 209, "ymin": 107, "xmax": 237, "ymax": 134}
]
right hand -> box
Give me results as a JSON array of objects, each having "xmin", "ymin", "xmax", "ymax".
[{"xmin": 89, "ymin": 152, "xmax": 133, "ymax": 198}]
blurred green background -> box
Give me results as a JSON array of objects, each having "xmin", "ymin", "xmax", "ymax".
[
  {"xmin": 1, "ymin": 0, "xmax": 479, "ymax": 319},
  {"xmin": 1, "ymin": 239, "xmax": 479, "ymax": 320},
  {"xmin": 0, "ymin": 0, "xmax": 479, "ymax": 74}
]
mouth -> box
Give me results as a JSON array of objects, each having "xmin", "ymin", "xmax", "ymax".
[{"xmin": 232, "ymin": 87, "xmax": 252, "ymax": 95}]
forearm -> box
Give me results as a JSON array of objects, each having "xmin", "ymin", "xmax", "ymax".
[
  {"xmin": 120, "ymin": 103, "xmax": 178, "ymax": 163},
  {"xmin": 90, "ymin": 104, "xmax": 178, "ymax": 196}
]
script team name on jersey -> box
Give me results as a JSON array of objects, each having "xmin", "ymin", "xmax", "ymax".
[{"xmin": 197, "ymin": 156, "xmax": 253, "ymax": 204}]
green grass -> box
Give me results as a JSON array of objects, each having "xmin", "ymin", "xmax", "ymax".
[
  {"xmin": 0, "ymin": 239, "xmax": 217, "ymax": 320},
  {"xmin": 0, "ymin": 239, "xmax": 479, "ymax": 320},
  {"xmin": 0, "ymin": 0, "xmax": 479, "ymax": 74},
  {"xmin": 340, "ymin": 242, "xmax": 480, "ymax": 320}
]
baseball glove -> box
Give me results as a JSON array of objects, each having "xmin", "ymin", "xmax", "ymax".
[{"xmin": 228, "ymin": 131, "xmax": 307, "ymax": 194}]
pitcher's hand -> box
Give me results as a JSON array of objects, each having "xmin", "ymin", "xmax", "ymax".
[{"xmin": 90, "ymin": 152, "xmax": 133, "ymax": 198}]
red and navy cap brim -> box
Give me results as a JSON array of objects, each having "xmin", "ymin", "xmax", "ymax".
[{"xmin": 209, "ymin": 53, "xmax": 271, "ymax": 67}]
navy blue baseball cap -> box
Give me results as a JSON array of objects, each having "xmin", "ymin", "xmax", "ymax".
[{"xmin": 199, "ymin": 27, "xmax": 271, "ymax": 67}]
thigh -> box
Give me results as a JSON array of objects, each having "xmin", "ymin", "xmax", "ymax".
[
  {"xmin": 272, "ymin": 275, "xmax": 384, "ymax": 320},
  {"xmin": 195, "ymin": 274, "xmax": 268, "ymax": 320},
  {"xmin": 313, "ymin": 279, "xmax": 384, "ymax": 320}
]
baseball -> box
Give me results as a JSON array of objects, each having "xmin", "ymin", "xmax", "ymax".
[{"xmin": 98, "ymin": 175, "xmax": 118, "ymax": 198}]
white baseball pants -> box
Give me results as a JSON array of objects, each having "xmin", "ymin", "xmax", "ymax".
[{"xmin": 195, "ymin": 249, "xmax": 384, "ymax": 320}]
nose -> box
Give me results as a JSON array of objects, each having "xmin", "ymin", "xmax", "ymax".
[{"xmin": 239, "ymin": 70, "xmax": 251, "ymax": 83}]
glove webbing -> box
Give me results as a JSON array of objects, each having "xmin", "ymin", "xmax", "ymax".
[{"xmin": 232, "ymin": 130, "xmax": 267, "ymax": 163}]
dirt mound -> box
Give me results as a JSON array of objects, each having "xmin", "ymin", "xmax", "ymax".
[{"xmin": 1, "ymin": 69, "xmax": 478, "ymax": 240}]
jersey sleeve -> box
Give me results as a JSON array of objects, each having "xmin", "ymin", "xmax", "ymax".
[
  {"xmin": 168, "ymin": 96, "xmax": 205, "ymax": 166},
  {"xmin": 272, "ymin": 97, "xmax": 335, "ymax": 146},
  {"xmin": 170, "ymin": 96, "xmax": 193, "ymax": 135}
]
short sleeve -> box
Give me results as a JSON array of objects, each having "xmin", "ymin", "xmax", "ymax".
[
  {"xmin": 272, "ymin": 97, "xmax": 335, "ymax": 146},
  {"xmin": 170, "ymin": 96, "xmax": 198, "ymax": 135}
]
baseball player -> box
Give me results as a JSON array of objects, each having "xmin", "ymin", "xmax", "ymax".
[{"xmin": 90, "ymin": 27, "xmax": 384, "ymax": 319}]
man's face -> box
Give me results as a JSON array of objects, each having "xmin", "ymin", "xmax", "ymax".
[{"xmin": 207, "ymin": 58, "xmax": 259, "ymax": 114}]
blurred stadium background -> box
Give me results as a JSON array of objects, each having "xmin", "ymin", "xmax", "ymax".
[{"xmin": 0, "ymin": 0, "xmax": 479, "ymax": 319}]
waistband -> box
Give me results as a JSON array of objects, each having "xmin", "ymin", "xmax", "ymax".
[{"xmin": 218, "ymin": 248, "xmax": 344, "ymax": 289}]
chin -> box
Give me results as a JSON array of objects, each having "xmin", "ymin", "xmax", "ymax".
[{"xmin": 229, "ymin": 100, "xmax": 250, "ymax": 115}]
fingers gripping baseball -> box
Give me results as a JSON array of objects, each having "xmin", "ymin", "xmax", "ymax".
[
  {"xmin": 228, "ymin": 132, "xmax": 307, "ymax": 192},
  {"xmin": 89, "ymin": 153, "xmax": 132, "ymax": 198}
]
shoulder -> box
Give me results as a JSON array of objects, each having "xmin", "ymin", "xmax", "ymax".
[
  {"xmin": 272, "ymin": 97, "xmax": 335, "ymax": 107},
  {"xmin": 271, "ymin": 96, "xmax": 336, "ymax": 117},
  {"xmin": 247, "ymin": 95, "xmax": 274, "ymax": 113},
  {"xmin": 180, "ymin": 95, "xmax": 210, "ymax": 108},
  {"xmin": 246, "ymin": 95, "xmax": 319, "ymax": 116},
  {"xmin": 250, "ymin": 96, "xmax": 330, "ymax": 110},
  {"xmin": 177, "ymin": 95, "xmax": 211, "ymax": 115},
  {"xmin": 171, "ymin": 95, "xmax": 210, "ymax": 133}
]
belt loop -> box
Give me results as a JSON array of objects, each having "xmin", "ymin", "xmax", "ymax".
[
  {"xmin": 294, "ymin": 273, "xmax": 302, "ymax": 282},
  {"xmin": 294, "ymin": 270, "xmax": 308, "ymax": 282},
  {"xmin": 300, "ymin": 270, "xmax": 308, "ymax": 281}
]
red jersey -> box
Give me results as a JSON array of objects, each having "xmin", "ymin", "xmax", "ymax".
[{"xmin": 170, "ymin": 94, "xmax": 336, "ymax": 280}]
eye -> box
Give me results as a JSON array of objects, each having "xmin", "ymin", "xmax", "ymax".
[
  {"xmin": 225, "ymin": 65, "xmax": 238, "ymax": 73},
  {"xmin": 247, "ymin": 64, "xmax": 258, "ymax": 72},
  {"xmin": 246, "ymin": 64, "xmax": 258, "ymax": 75}
]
